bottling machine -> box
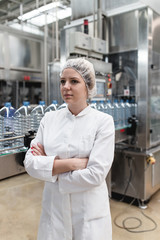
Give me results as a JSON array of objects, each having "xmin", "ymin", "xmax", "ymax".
[
  {"xmin": 57, "ymin": 0, "xmax": 160, "ymax": 203},
  {"xmin": 1, "ymin": 0, "xmax": 160, "ymax": 205},
  {"xmin": 109, "ymin": 7, "xmax": 160, "ymax": 203}
]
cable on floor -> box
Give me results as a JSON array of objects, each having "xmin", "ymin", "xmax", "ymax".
[{"xmin": 113, "ymin": 156, "xmax": 157, "ymax": 233}]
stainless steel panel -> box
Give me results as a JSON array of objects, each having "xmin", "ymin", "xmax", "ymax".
[
  {"xmin": 71, "ymin": 0, "xmax": 106, "ymax": 20},
  {"xmin": 0, "ymin": 152, "xmax": 25, "ymax": 180},
  {"xmin": 109, "ymin": 11, "xmax": 138, "ymax": 53},
  {"xmin": 86, "ymin": 57, "xmax": 112, "ymax": 73},
  {"xmin": 152, "ymin": 150, "xmax": 160, "ymax": 187},
  {"xmin": 152, "ymin": 12, "xmax": 160, "ymax": 54},
  {"xmin": 106, "ymin": 0, "xmax": 140, "ymax": 10},
  {"xmin": 142, "ymin": 0, "xmax": 160, "ymax": 16},
  {"xmin": 137, "ymin": 8, "xmax": 150, "ymax": 149},
  {"xmin": 149, "ymin": 11, "xmax": 160, "ymax": 146},
  {"xmin": 112, "ymin": 147, "xmax": 160, "ymax": 201},
  {"xmin": 9, "ymin": 35, "xmax": 42, "ymax": 70},
  {"xmin": 0, "ymin": 33, "xmax": 4, "ymax": 68}
]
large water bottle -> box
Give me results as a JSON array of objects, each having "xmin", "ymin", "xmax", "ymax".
[
  {"xmin": 106, "ymin": 99, "xmax": 114, "ymax": 117},
  {"xmin": 14, "ymin": 101, "xmax": 32, "ymax": 149},
  {"xmin": 90, "ymin": 100, "xmax": 97, "ymax": 109},
  {"xmin": 0, "ymin": 102, "xmax": 16, "ymax": 151},
  {"xmin": 31, "ymin": 101, "xmax": 46, "ymax": 132},
  {"xmin": 58, "ymin": 102, "xmax": 67, "ymax": 110},
  {"xmin": 103, "ymin": 101, "xmax": 108, "ymax": 114},
  {"xmin": 113, "ymin": 99, "xmax": 120, "ymax": 129},
  {"xmin": 125, "ymin": 100, "xmax": 131, "ymax": 127},
  {"xmin": 97, "ymin": 100, "xmax": 105, "ymax": 112},
  {"xmin": 130, "ymin": 99, "xmax": 137, "ymax": 117},
  {"xmin": 120, "ymin": 99, "xmax": 126, "ymax": 128},
  {"xmin": 45, "ymin": 100, "xmax": 58, "ymax": 113}
]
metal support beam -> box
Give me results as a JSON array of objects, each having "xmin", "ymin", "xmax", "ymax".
[{"xmin": 0, "ymin": 9, "xmax": 7, "ymax": 13}]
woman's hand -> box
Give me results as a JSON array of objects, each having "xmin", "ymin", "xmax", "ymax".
[
  {"xmin": 71, "ymin": 158, "xmax": 88, "ymax": 170},
  {"xmin": 31, "ymin": 143, "xmax": 46, "ymax": 156},
  {"xmin": 52, "ymin": 158, "xmax": 89, "ymax": 176}
]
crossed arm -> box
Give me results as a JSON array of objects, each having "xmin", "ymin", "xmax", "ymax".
[{"xmin": 31, "ymin": 143, "xmax": 88, "ymax": 176}]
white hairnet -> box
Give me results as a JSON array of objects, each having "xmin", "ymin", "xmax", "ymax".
[{"xmin": 61, "ymin": 58, "xmax": 97, "ymax": 99}]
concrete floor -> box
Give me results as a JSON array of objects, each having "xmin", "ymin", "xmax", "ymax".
[{"xmin": 0, "ymin": 173, "xmax": 160, "ymax": 240}]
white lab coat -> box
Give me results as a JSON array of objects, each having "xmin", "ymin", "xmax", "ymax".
[{"xmin": 24, "ymin": 105, "xmax": 115, "ymax": 240}]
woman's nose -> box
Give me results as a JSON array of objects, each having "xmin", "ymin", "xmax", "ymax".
[{"xmin": 63, "ymin": 81, "xmax": 71, "ymax": 89}]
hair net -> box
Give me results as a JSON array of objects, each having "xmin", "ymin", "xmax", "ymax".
[{"xmin": 61, "ymin": 58, "xmax": 97, "ymax": 99}]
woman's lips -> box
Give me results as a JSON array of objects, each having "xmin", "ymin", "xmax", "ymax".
[{"xmin": 64, "ymin": 94, "xmax": 72, "ymax": 97}]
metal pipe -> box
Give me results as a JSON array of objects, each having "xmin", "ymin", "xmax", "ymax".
[
  {"xmin": 0, "ymin": 145, "xmax": 25, "ymax": 153},
  {"xmin": 19, "ymin": 2, "xmax": 23, "ymax": 28},
  {"xmin": 93, "ymin": 0, "xmax": 96, "ymax": 37},
  {"xmin": 44, "ymin": 11, "xmax": 48, "ymax": 104},
  {"xmin": 36, "ymin": 0, "xmax": 39, "ymax": 9},
  {"xmin": 55, "ymin": 0, "xmax": 59, "ymax": 60},
  {"xmin": 0, "ymin": 9, "xmax": 7, "ymax": 13},
  {"xmin": 52, "ymin": 0, "xmax": 55, "ymax": 61},
  {"xmin": 97, "ymin": 0, "xmax": 102, "ymax": 39},
  {"xmin": 9, "ymin": 0, "xmax": 21, "ymax": 4},
  {"xmin": 0, "ymin": 135, "xmax": 25, "ymax": 142}
]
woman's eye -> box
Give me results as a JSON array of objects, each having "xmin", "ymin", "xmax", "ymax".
[
  {"xmin": 71, "ymin": 80, "xmax": 78, "ymax": 84},
  {"xmin": 60, "ymin": 80, "xmax": 65, "ymax": 85}
]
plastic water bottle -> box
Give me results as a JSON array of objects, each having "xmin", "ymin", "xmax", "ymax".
[
  {"xmin": 113, "ymin": 99, "xmax": 120, "ymax": 129},
  {"xmin": 45, "ymin": 100, "xmax": 58, "ymax": 113},
  {"xmin": 0, "ymin": 102, "xmax": 16, "ymax": 151},
  {"xmin": 14, "ymin": 101, "xmax": 32, "ymax": 148},
  {"xmin": 103, "ymin": 101, "xmax": 108, "ymax": 114},
  {"xmin": 106, "ymin": 99, "xmax": 114, "ymax": 117},
  {"xmin": 31, "ymin": 101, "xmax": 46, "ymax": 132},
  {"xmin": 120, "ymin": 99, "xmax": 126, "ymax": 128},
  {"xmin": 130, "ymin": 99, "xmax": 137, "ymax": 117},
  {"xmin": 90, "ymin": 100, "xmax": 97, "ymax": 109},
  {"xmin": 97, "ymin": 100, "xmax": 105, "ymax": 112},
  {"xmin": 125, "ymin": 100, "xmax": 131, "ymax": 127},
  {"xmin": 58, "ymin": 102, "xmax": 67, "ymax": 110}
]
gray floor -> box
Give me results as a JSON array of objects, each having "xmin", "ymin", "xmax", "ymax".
[{"xmin": 0, "ymin": 173, "xmax": 160, "ymax": 240}]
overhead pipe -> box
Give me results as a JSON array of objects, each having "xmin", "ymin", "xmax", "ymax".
[
  {"xmin": 9, "ymin": 0, "xmax": 21, "ymax": 3},
  {"xmin": 19, "ymin": 3, "xmax": 23, "ymax": 29},
  {"xmin": 44, "ymin": 2, "xmax": 48, "ymax": 104},
  {"xmin": 93, "ymin": 0, "xmax": 96, "ymax": 37},
  {"xmin": 55, "ymin": 0, "xmax": 59, "ymax": 60},
  {"xmin": 97, "ymin": 0, "xmax": 102, "ymax": 39},
  {"xmin": 36, "ymin": 0, "xmax": 39, "ymax": 9}
]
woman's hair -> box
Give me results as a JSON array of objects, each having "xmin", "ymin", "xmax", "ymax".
[{"xmin": 61, "ymin": 58, "xmax": 97, "ymax": 98}]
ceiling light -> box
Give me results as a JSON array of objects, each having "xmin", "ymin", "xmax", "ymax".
[
  {"xmin": 18, "ymin": 2, "xmax": 61, "ymax": 21},
  {"xmin": 27, "ymin": 7, "xmax": 72, "ymax": 26}
]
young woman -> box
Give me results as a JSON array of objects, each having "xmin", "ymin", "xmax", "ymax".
[{"xmin": 24, "ymin": 58, "xmax": 115, "ymax": 240}]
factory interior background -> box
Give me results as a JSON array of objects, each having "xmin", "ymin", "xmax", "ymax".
[{"xmin": 0, "ymin": 0, "xmax": 160, "ymax": 239}]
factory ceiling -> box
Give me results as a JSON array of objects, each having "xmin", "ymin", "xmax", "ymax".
[{"xmin": 0, "ymin": 0, "xmax": 71, "ymax": 24}]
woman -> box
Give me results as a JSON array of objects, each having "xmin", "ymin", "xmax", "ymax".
[{"xmin": 24, "ymin": 58, "xmax": 115, "ymax": 240}]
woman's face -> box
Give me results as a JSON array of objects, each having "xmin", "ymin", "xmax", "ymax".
[{"xmin": 60, "ymin": 68, "xmax": 88, "ymax": 106}]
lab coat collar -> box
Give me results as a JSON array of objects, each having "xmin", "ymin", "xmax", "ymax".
[{"xmin": 65, "ymin": 105, "xmax": 91, "ymax": 118}]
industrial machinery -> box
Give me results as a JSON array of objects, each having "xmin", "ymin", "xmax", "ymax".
[
  {"xmin": 109, "ymin": 7, "xmax": 160, "ymax": 203},
  {"xmin": 0, "ymin": 24, "xmax": 44, "ymax": 108},
  {"xmin": 0, "ymin": 24, "xmax": 45, "ymax": 179},
  {"xmin": 58, "ymin": 0, "xmax": 160, "ymax": 203},
  {"xmin": 1, "ymin": 0, "xmax": 160, "ymax": 205}
]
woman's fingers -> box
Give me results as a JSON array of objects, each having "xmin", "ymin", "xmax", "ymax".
[{"xmin": 31, "ymin": 143, "xmax": 46, "ymax": 156}]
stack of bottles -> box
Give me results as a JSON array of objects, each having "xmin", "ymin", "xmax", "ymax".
[
  {"xmin": 90, "ymin": 99, "xmax": 137, "ymax": 130},
  {"xmin": 0, "ymin": 100, "xmax": 60, "ymax": 154},
  {"xmin": 0, "ymin": 102, "xmax": 16, "ymax": 153},
  {"xmin": 30, "ymin": 101, "xmax": 46, "ymax": 132},
  {"xmin": 45, "ymin": 100, "xmax": 58, "ymax": 113},
  {"xmin": 0, "ymin": 99, "xmax": 137, "ymax": 154},
  {"xmin": 14, "ymin": 101, "xmax": 32, "ymax": 148}
]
